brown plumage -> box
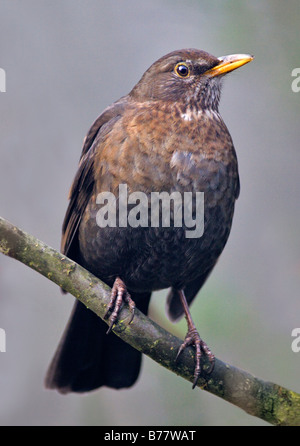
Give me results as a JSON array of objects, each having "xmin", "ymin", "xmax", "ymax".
[{"xmin": 45, "ymin": 48, "xmax": 253, "ymax": 393}]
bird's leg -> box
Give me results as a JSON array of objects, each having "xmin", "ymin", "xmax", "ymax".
[
  {"xmin": 176, "ymin": 289, "xmax": 215, "ymax": 388},
  {"xmin": 104, "ymin": 277, "xmax": 135, "ymax": 334}
]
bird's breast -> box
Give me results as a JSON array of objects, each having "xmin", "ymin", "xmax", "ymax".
[
  {"xmin": 79, "ymin": 101, "xmax": 239, "ymax": 290},
  {"xmin": 95, "ymin": 102, "xmax": 239, "ymax": 196}
]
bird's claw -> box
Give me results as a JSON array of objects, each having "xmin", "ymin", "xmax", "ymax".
[
  {"xmin": 176, "ymin": 327, "xmax": 215, "ymax": 389},
  {"xmin": 104, "ymin": 277, "xmax": 135, "ymax": 334}
]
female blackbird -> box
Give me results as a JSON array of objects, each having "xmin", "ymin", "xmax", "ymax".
[{"xmin": 45, "ymin": 49, "xmax": 253, "ymax": 392}]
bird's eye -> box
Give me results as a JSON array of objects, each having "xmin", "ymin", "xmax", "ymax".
[{"xmin": 174, "ymin": 63, "xmax": 190, "ymax": 78}]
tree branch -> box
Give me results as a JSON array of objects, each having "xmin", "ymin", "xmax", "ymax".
[{"xmin": 0, "ymin": 215, "xmax": 299, "ymax": 426}]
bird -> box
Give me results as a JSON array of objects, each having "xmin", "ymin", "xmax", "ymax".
[{"xmin": 45, "ymin": 48, "xmax": 253, "ymax": 393}]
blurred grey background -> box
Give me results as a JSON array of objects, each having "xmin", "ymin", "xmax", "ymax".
[{"xmin": 0, "ymin": 0, "xmax": 299, "ymax": 426}]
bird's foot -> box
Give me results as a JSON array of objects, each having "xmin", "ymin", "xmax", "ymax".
[
  {"xmin": 176, "ymin": 327, "xmax": 215, "ymax": 388},
  {"xmin": 176, "ymin": 289, "xmax": 215, "ymax": 388},
  {"xmin": 104, "ymin": 277, "xmax": 135, "ymax": 334}
]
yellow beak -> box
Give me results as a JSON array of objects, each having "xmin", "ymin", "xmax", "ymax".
[{"xmin": 206, "ymin": 53, "xmax": 254, "ymax": 77}]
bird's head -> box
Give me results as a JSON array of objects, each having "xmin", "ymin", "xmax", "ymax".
[{"xmin": 130, "ymin": 48, "xmax": 253, "ymax": 111}]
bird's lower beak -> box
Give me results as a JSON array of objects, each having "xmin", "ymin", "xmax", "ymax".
[{"xmin": 206, "ymin": 54, "xmax": 254, "ymax": 77}]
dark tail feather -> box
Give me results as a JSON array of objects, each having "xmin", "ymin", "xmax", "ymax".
[{"xmin": 45, "ymin": 292, "xmax": 151, "ymax": 393}]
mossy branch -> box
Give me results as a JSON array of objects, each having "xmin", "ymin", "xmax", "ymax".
[{"xmin": 0, "ymin": 215, "xmax": 299, "ymax": 426}]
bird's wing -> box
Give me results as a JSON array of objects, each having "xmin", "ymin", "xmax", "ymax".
[{"xmin": 61, "ymin": 99, "xmax": 126, "ymax": 260}]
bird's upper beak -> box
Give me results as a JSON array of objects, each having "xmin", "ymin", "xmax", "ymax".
[{"xmin": 206, "ymin": 54, "xmax": 254, "ymax": 77}]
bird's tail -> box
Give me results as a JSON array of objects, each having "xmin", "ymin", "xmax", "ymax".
[{"xmin": 45, "ymin": 292, "xmax": 151, "ymax": 393}]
